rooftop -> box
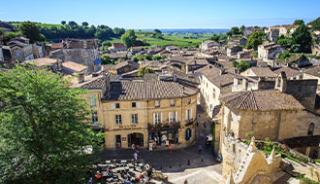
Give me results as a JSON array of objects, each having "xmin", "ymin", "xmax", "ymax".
[
  {"xmin": 220, "ymin": 90, "xmax": 304, "ymax": 111},
  {"xmin": 107, "ymin": 79, "xmax": 198, "ymax": 101}
]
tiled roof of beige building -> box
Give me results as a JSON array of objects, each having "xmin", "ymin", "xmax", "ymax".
[
  {"xmin": 220, "ymin": 90, "xmax": 304, "ymax": 111},
  {"xmin": 304, "ymin": 66, "xmax": 320, "ymax": 78},
  {"xmin": 198, "ymin": 65, "xmax": 237, "ymax": 88},
  {"xmin": 108, "ymin": 80, "xmax": 198, "ymax": 101},
  {"xmin": 62, "ymin": 61, "xmax": 87, "ymax": 73},
  {"xmin": 273, "ymin": 67, "xmax": 301, "ymax": 78},
  {"xmin": 244, "ymin": 67, "xmax": 278, "ymax": 78}
]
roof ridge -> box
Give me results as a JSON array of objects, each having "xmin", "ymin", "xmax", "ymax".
[
  {"xmin": 238, "ymin": 91, "xmax": 251, "ymax": 109},
  {"xmin": 250, "ymin": 90, "xmax": 259, "ymax": 110}
]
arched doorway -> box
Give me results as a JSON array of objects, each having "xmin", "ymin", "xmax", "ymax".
[
  {"xmin": 308, "ymin": 123, "xmax": 315, "ymax": 136},
  {"xmin": 128, "ymin": 133, "xmax": 144, "ymax": 148}
]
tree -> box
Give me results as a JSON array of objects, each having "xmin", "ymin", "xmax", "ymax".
[
  {"xmin": 246, "ymin": 31, "xmax": 266, "ymax": 50},
  {"xmin": 227, "ymin": 26, "xmax": 242, "ymax": 36},
  {"xmin": 19, "ymin": 21, "xmax": 44, "ymax": 43},
  {"xmin": 277, "ymin": 50, "xmax": 292, "ymax": 60},
  {"xmin": 233, "ymin": 60, "xmax": 251, "ymax": 72},
  {"xmin": 113, "ymin": 27, "xmax": 125, "ymax": 37},
  {"xmin": 82, "ymin": 22, "xmax": 89, "ymax": 27},
  {"xmin": 121, "ymin": 29, "xmax": 137, "ymax": 47},
  {"xmin": 68, "ymin": 21, "xmax": 78, "ymax": 28},
  {"xmin": 0, "ymin": 66, "xmax": 102, "ymax": 183},
  {"xmin": 291, "ymin": 24, "xmax": 312, "ymax": 53},
  {"xmin": 293, "ymin": 19, "xmax": 304, "ymax": 26},
  {"xmin": 95, "ymin": 25, "xmax": 114, "ymax": 41},
  {"xmin": 308, "ymin": 17, "xmax": 320, "ymax": 31},
  {"xmin": 276, "ymin": 35, "xmax": 293, "ymax": 49},
  {"xmin": 61, "ymin": 20, "xmax": 66, "ymax": 25},
  {"xmin": 101, "ymin": 54, "xmax": 113, "ymax": 64}
]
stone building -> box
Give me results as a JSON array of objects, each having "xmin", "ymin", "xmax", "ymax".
[
  {"xmin": 303, "ymin": 66, "xmax": 320, "ymax": 94},
  {"xmin": 103, "ymin": 74, "xmax": 199, "ymax": 149},
  {"xmin": 258, "ymin": 43, "xmax": 284, "ymax": 66},
  {"xmin": 200, "ymin": 40, "xmax": 220, "ymax": 51},
  {"xmin": 197, "ymin": 65, "xmax": 237, "ymax": 118},
  {"xmin": 50, "ymin": 39, "xmax": 100, "ymax": 73},
  {"xmin": 219, "ymin": 89, "xmax": 320, "ymax": 178},
  {"xmin": 224, "ymin": 138, "xmax": 282, "ymax": 184}
]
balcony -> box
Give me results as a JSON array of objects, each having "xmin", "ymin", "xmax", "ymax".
[
  {"xmin": 148, "ymin": 121, "xmax": 181, "ymax": 131},
  {"xmin": 185, "ymin": 119, "xmax": 194, "ymax": 126}
]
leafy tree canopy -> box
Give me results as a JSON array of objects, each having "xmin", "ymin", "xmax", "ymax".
[
  {"xmin": 19, "ymin": 21, "xmax": 45, "ymax": 43},
  {"xmin": 0, "ymin": 66, "xmax": 102, "ymax": 184},
  {"xmin": 233, "ymin": 60, "xmax": 251, "ymax": 72},
  {"xmin": 291, "ymin": 23, "xmax": 312, "ymax": 53},
  {"xmin": 246, "ymin": 31, "xmax": 266, "ymax": 50},
  {"xmin": 121, "ymin": 29, "xmax": 137, "ymax": 47}
]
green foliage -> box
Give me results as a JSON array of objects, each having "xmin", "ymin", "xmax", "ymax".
[
  {"xmin": 233, "ymin": 60, "xmax": 251, "ymax": 72},
  {"xmin": 2, "ymin": 31, "xmax": 23, "ymax": 42},
  {"xmin": 293, "ymin": 19, "xmax": 305, "ymax": 26},
  {"xmin": 137, "ymin": 67, "xmax": 154, "ymax": 77},
  {"xmin": 101, "ymin": 41, "xmax": 112, "ymax": 51},
  {"xmin": 95, "ymin": 25, "xmax": 114, "ymax": 41},
  {"xmin": 113, "ymin": 27, "xmax": 126, "ymax": 37},
  {"xmin": 121, "ymin": 29, "xmax": 137, "ymax": 47},
  {"xmin": 210, "ymin": 34, "xmax": 227, "ymax": 43},
  {"xmin": 152, "ymin": 54, "xmax": 165, "ymax": 61},
  {"xmin": 276, "ymin": 35, "xmax": 293, "ymax": 49},
  {"xmin": 0, "ymin": 66, "xmax": 102, "ymax": 183},
  {"xmin": 308, "ymin": 17, "xmax": 320, "ymax": 31},
  {"xmin": 132, "ymin": 54, "xmax": 152, "ymax": 62},
  {"xmin": 101, "ymin": 54, "xmax": 114, "ymax": 64},
  {"xmin": 277, "ymin": 50, "xmax": 292, "ymax": 60},
  {"xmin": 246, "ymin": 31, "xmax": 266, "ymax": 50},
  {"xmin": 227, "ymin": 26, "xmax": 242, "ymax": 36},
  {"xmin": 291, "ymin": 24, "xmax": 312, "ymax": 53},
  {"xmin": 19, "ymin": 21, "xmax": 45, "ymax": 43}
]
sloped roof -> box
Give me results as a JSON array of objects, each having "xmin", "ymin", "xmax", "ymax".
[
  {"xmin": 243, "ymin": 67, "xmax": 278, "ymax": 78},
  {"xmin": 304, "ymin": 66, "xmax": 320, "ymax": 78},
  {"xmin": 273, "ymin": 67, "xmax": 301, "ymax": 78},
  {"xmin": 108, "ymin": 79, "xmax": 198, "ymax": 101},
  {"xmin": 62, "ymin": 61, "xmax": 87, "ymax": 73},
  {"xmin": 198, "ymin": 65, "xmax": 236, "ymax": 88},
  {"xmin": 220, "ymin": 90, "xmax": 304, "ymax": 111}
]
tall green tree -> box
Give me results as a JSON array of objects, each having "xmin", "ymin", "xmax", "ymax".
[
  {"xmin": 291, "ymin": 24, "xmax": 312, "ymax": 53},
  {"xmin": 0, "ymin": 66, "xmax": 102, "ymax": 184},
  {"xmin": 246, "ymin": 31, "xmax": 266, "ymax": 50},
  {"xmin": 121, "ymin": 29, "xmax": 137, "ymax": 47},
  {"xmin": 19, "ymin": 21, "xmax": 44, "ymax": 43}
]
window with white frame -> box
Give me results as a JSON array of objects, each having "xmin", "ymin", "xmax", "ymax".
[
  {"xmin": 131, "ymin": 114, "xmax": 138, "ymax": 124},
  {"xmin": 115, "ymin": 114, "xmax": 122, "ymax": 124},
  {"xmin": 169, "ymin": 112, "xmax": 177, "ymax": 122},
  {"xmin": 186, "ymin": 109, "xmax": 192, "ymax": 121},
  {"xmin": 153, "ymin": 112, "xmax": 161, "ymax": 124},
  {"xmin": 90, "ymin": 95, "xmax": 97, "ymax": 107}
]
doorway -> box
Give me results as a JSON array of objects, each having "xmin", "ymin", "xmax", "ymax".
[{"xmin": 128, "ymin": 133, "xmax": 144, "ymax": 148}]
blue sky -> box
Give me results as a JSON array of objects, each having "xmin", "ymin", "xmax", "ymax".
[{"xmin": 0, "ymin": 0, "xmax": 319, "ymax": 29}]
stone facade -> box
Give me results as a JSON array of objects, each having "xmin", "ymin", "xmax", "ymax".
[{"xmin": 103, "ymin": 94, "xmax": 198, "ymax": 149}]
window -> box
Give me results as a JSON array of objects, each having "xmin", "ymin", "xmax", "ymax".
[
  {"xmin": 170, "ymin": 99, "xmax": 176, "ymax": 106},
  {"xmin": 115, "ymin": 115, "xmax": 122, "ymax": 124},
  {"xmin": 132, "ymin": 102, "xmax": 137, "ymax": 108},
  {"xmin": 155, "ymin": 100, "xmax": 160, "ymax": 107},
  {"xmin": 213, "ymin": 88, "xmax": 216, "ymax": 99},
  {"xmin": 186, "ymin": 98, "xmax": 191, "ymax": 105},
  {"xmin": 132, "ymin": 114, "xmax": 138, "ymax": 124},
  {"xmin": 153, "ymin": 112, "xmax": 161, "ymax": 124},
  {"xmin": 186, "ymin": 109, "xmax": 192, "ymax": 121},
  {"xmin": 115, "ymin": 103, "xmax": 120, "ymax": 109},
  {"xmin": 169, "ymin": 112, "xmax": 177, "ymax": 122},
  {"xmin": 92, "ymin": 111, "xmax": 98, "ymax": 125},
  {"xmin": 90, "ymin": 95, "xmax": 97, "ymax": 107}
]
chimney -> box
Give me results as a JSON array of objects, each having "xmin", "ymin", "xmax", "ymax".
[
  {"xmin": 219, "ymin": 68, "xmax": 225, "ymax": 75},
  {"xmin": 275, "ymin": 71, "xmax": 287, "ymax": 92},
  {"xmin": 78, "ymin": 73, "xmax": 85, "ymax": 83}
]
